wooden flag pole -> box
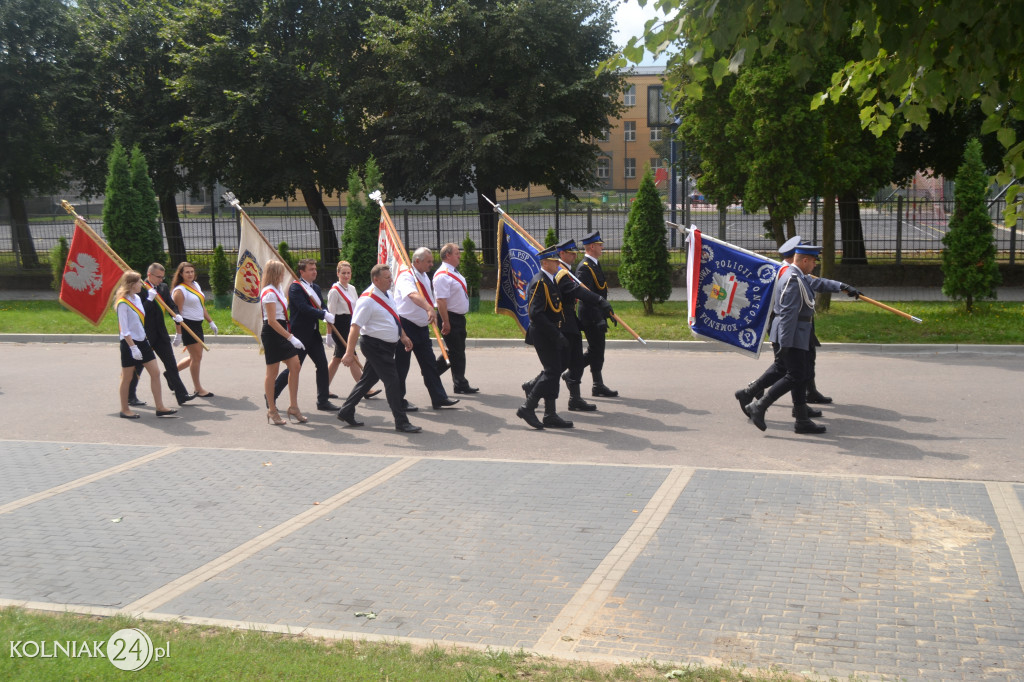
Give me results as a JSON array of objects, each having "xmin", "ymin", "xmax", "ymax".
[
  {"xmin": 60, "ymin": 201, "xmax": 210, "ymax": 350},
  {"xmin": 373, "ymin": 196, "xmax": 450, "ymax": 363},
  {"xmin": 856, "ymin": 295, "xmax": 923, "ymax": 323}
]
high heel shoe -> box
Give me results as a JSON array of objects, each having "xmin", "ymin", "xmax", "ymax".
[
  {"xmin": 267, "ymin": 408, "xmax": 285, "ymax": 426},
  {"xmin": 286, "ymin": 407, "xmax": 308, "ymax": 424}
]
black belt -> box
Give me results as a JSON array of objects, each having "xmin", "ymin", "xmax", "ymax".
[{"xmin": 363, "ymin": 335, "xmax": 399, "ymax": 347}]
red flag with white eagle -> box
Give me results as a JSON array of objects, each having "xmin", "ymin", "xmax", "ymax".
[{"xmin": 58, "ymin": 220, "xmax": 128, "ymax": 326}]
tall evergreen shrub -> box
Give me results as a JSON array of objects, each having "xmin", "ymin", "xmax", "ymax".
[
  {"xmin": 340, "ymin": 157, "xmax": 384, "ymax": 290},
  {"xmin": 619, "ymin": 167, "xmax": 671, "ymax": 314}
]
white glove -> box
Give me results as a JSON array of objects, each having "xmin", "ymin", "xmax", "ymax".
[
  {"xmin": 324, "ymin": 312, "xmax": 336, "ymax": 324},
  {"xmin": 172, "ymin": 333, "xmax": 182, "ymax": 347},
  {"xmin": 209, "ymin": 321, "xmax": 219, "ymax": 336},
  {"xmin": 288, "ymin": 335, "xmax": 305, "ymax": 350},
  {"xmin": 172, "ymin": 314, "xmax": 183, "ymax": 323},
  {"xmin": 147, "ymin": 288, "xmax": 158, "ymax": 301},
  {"xmin": 130, "ymin": 345, "xmax": 143, "ymax": 361},
  {"xmin": 325, "ymin": 334, "xmax": 335, "ymax": 348}
]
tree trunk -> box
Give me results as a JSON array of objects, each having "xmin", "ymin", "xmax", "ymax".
[
  {"xmin": 816, "ymin": 194, "xmax": 837, "ymax": 312},
  {"xmin": 160, "ymin": 193, "xmax": 186, "ymax": 267},
  {"xmin": 765, "ymin": 204, "xmax": 786, "ymax": 246},
  {"xmin": 8, "ymin": 191, "xmax": 40, "ymax": 268},
  {"xmin": 476, "ymin": 185, "xmax": 498, "ymax": 265},
  {"xmin": 838, "ymin": 190, "xmax": 868, "ymax": 264},
  {"xmin": 301, "ymin": 182, "xmax": 340, "ymax": 279},
  {"xmin": 785, "ymin": 216, "xmax": 797, "ymax": 241}
]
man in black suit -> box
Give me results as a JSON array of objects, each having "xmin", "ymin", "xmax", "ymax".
[
  {"xmin": 576, "ymin": 230, "xmax": 618, "ymax": 397},
  {"xmin": 128, "ymin": 262, "xmax": 194, "ymax": 406},
  {"xmin": 273, "ymin": 259, "xmax": 339, "ymax": 411},
  {"xmin": 516, "ymin": 245, "xmax": 572, "ymax": 430}
]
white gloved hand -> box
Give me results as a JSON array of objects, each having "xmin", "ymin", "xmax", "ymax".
[
  {"xmin": 129, "ymin": 345, "xmax": 143, "ymax": 361},
  {"xmin": 147, "ymin": 287, "xmax": 159, "ymax": 301},
  {"xmin": 324, "ymin": 312, "xmax": 336, "ymax": 324},
  {"xmin": 172, "ymin": 314, "xmax": 183, "ymax": 323},
  {"xmin": 209, "ymin": 321, "xmax": 219, "ymax": 336},
  {"xmin": 288, "ymin": 335, "xmax": 305, "ymax": 350},
  {"xmin": 325, "ymin": 334, "xmax": 335, "ymax": 348},
  {"xmin": 172, "ymin": 333, "xmax": 182, "ymax": 347}
]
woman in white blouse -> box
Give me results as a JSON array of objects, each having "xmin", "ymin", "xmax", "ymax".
[
  {"xmin": 171, "ymin": 261, "xmax": 218, "ymax": 398},
  {"xmin": 260, "ymin": 259, "xmax": 306, "ymax": 424},
  {"xmin": 326, "ymin": 260, "xmax": 379, "ymax": 399},
  {"xmin": 115, "ymin": 271, "xmax": 176, "ymax": 419}
]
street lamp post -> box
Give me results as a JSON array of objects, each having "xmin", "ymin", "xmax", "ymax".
[{"xmin": 648, "ymin": 84, "xmax": 678, "ymax": 246}]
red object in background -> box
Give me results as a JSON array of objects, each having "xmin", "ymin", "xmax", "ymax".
[
  {"xmin": 654, "ymin": 167, "xmax": 669, "ymax": 187},
  {"xmin": 59, "ymin": 222, "xmax": 127, "ymax": 325}
]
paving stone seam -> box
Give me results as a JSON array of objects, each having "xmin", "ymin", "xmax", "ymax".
[
  {"xmin": 120, "ymin": 456, "xmax": 421, "ymax": 614},
  {"xmin": 0, "ymin": 445, "xmax": 180, "ymax": 515},
  {"xmin": 985, "ymin": 482, "xmax": 1024, "ymax": 590},
  {"xmin": 534, "ymin": 466, "xmax": 694, "ymax": 654}
]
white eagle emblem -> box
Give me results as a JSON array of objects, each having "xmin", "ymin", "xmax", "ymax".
[{"xmin": 63, "ymin": 253, "xmax": 103, "ymax": 294}]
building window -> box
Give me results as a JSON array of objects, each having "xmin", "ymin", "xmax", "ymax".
[
  {"xmin": 650, "ymin": 127, "xmax": 662, "ymax": 141},
  {"xmin": 596, "ymin": 157, "xmax": 610, "ymax": 179},
  {"xmin": 624, "ymin": 85, "xmax": 636, "ymax": 107},
  {"xmin": 624, "ymin": 121, "xmax": 636, "ymax": 142},
  {"xmin": 650, "ymin": 158, "xmax": 663, "ymax": 170},
  {"xmin": 624, "ymin": 158, "xmax": 636, "ymax": 179},
  {"xmin": 598, "ymin": 128, "xmax": 609, "ymax": 142}
]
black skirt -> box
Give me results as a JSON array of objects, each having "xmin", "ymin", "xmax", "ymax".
[
  {"xmin": 181, "ymin": 318, "xmax": 205, "ymax": 346},
  {"xmin": 331, "ymin": 313, "xmax": 352, "ymax": 358},
  {"xmin": 120, "ymin": 338, "xmax": 156, "ymax": 368},
  {"xmin": 261, "ymin": 321, "xmax": 299, "ymax": 365}
]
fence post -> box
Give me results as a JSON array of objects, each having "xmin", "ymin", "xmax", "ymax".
[
  {"xmin": 435, "ymin": 196, "xmax": 441, "ymax": 252},
  {"xmin": 811, "ymin": 196, "xmax": 818, "ymax": 244},
  {"xmin": 895, "ymin": 195, "xmax": 903, "ymax": 265},
  {"xmin": 587, "ymin": 204, "xmax": 592, "ymax": 234},
  {"xmin": 718, "ymin": 205, "xmax": 726, "ymax": 240},
  {"xmin": 210, "ymin": 185, "xmax": 216, "ymax": 248},
  {"xmin": 554, "ymin": 196, "xmax": 560, "ymax": 241},
  {"xmin": 403, "ymin": 209, "xmax": 410, "ymax": 249},
  {"xmin": 1011, "ymin": 217, "xmax": 1019, "ymax": 266}
]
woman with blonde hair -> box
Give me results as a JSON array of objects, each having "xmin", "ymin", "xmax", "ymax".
[
  {"xmin": 115, "ymin": 271, "xmax": 176, "ymax": 419},
  {"xmin": 171, "ymin": 261, "xmax": 217, "ymax": 398},
  {"xmin": 327, "ymin": 260, "xmax": 380, "ymax": 399},
  {"xmin": 260, "ymin": 259, "xmax": 307, "ymax": 424}
]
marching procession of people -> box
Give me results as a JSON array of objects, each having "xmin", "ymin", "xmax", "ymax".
[{"xmin": 114, "ymin": 232, "xmax": 859, "ymax": 435}]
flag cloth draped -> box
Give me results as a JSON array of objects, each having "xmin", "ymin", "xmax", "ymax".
[
  {"xmin": 686, "ymin": 227, "xmax": 780, "ymax": 358},
  {"xmin": 232, "ymin": 209, "xmax": 293, "ymax": 346},
  {"xmin": 495, "ymin": 216, "xmax": 542, "ymax": 333},
  {"xmin": 377, "ymin": 212, "xmax": 410, "ymax": 297},
  {"xmin": 59, "ymin": 220, "xmax": 128, "ymax": 325}
]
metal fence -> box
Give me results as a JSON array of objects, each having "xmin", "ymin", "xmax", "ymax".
[{"xmin": 2, "ymin": 197, "xmax": 1020, "ymax": 270}]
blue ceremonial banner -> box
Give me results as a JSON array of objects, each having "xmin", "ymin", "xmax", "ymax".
[
  {"xmin": 686, "ymin": 228, "xmax": 781, "ymax": 358},
  {"xmin": 495, "ymin": 217, "xmax": 541, "ymax": 333}
]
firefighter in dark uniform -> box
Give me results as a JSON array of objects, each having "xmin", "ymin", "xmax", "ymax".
[
  {"xmin": 576, "ymin": 230, "xmax": 618, "ymax": 397},
  {"xmin": 516, "ymin": 245, "xmax": 573, "ymax": 430}
]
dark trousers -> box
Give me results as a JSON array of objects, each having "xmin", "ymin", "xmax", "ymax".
[
  {"xmin": 396, "ymin": 318, "xmax": 448, "ymax": 405},
  {"xmin": 130, "ymin": 336, "xmax": 189, "ymax": 401},
  {"xmin": 528, "ymin": 334, "xmax": 566, "ymax": 402},
  {"xmin": 582, "ymin": 322, "xmax": 607, "ymax": 376},
  {"xmin": 341, "ymin": 336, "xmax": 409, "ymax": 427},
  {"xmin": 762, "ymin": 346, "xmax": 809, "ymax": 407},
  {"xmin": 564, "ymin": 330, "xmax": 586, "ymax": 383},
  {"xmin": 274, "ymin": 331, "xmax": 330, "ymax": 405},
  {"xmin": 441, "ymin": 312, "xmax": 469, "ymax": 387}
]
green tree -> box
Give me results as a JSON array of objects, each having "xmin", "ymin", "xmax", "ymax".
[
  {"xmin": 81, "ymin": 0, "xmax": 191, "ymax": 266},
  {"xmin": 340, "ymin": 158, "xmax": 384, "ymax": 291},
  {"xmin": 102, "ymin": 141, "xmax": 138, "ymax": 267},
  {"xmin": 129, "ymin": 145, "xmax": 165, "ymax": 269},
  {"xmin": 210, "ymin": 244, "xmax": 233, "ymax": 300},
  {"xmin": 50, "ymin": 236, "xmax": 70, "ymax": 291},
  {"xmin": 1, "ymin": 0, "xmax": 107, "ymax": 267},
  {"xmin": 460, "ymin": 234, "xmax": 482, "ymax": 299},
  {"xmin": 619, "ymin": 167, "xmax": 671, "ymax": 314},
  {"xmin": 545, "ymin": 229, "xmax": 559, "ymax": 248},
  {"xmin": 941, "ymin": 139, "xmax": 1001, "ymax": 312},
  {"xmin": 613, "ymin": 0, "xmax": 1024, "ymax": 224},
  {"xmin": 167, "ymin": 0, "xmax": 369, "ymax": 268},
  {"xmin": 359, "ymin": 0, "xmax": 626, "ymax": 264},
  {"xmin": 277, "ymin": 242, "xmax": 298, "ymax": 273}
]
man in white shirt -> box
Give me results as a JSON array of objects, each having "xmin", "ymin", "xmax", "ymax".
[
  {"xmin": 433, "ymin": 242, "xmax": 478, "ymax": 394},
  {"xmin": 394, "ymin": 247, "xmax": 458, "ymax": 410},
  {"xmin": 337, "ymin": 264, "xmax": 420, "ymax": 433}
]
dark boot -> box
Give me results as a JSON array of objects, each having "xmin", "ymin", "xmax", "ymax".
[
  {"xmin": 521, "ymin": 375, "xmax": 539, "ymax": 398},
  {"xmin": 793, "ymin": 404, "xmax": 827, "ymax": 434},
  {"xmin": 516, "ymin": 393, "xmax": 544, "ymax": 429},
  {"xmin": 734, "ymin": 383, "xmax": 759, "ymax": 417},
  {"xmin": 792, "ymin": 404, "xmax": 822, "ymax": 418},
  {"xmin": 565, "ymin": 377, "xmax": 596, "ymax": 412},
  {"xmin": 591, "ymin": 370, "xmax": 618, "ymax": 397},
  {"xmin": 743, "ymin": 397, "xmax": 770, "ymax": 431},
  {"xmin": 542, "ymin": 398, "xmax": 573, "ymax": 428},
  {"xmin": 806, "ymin": 380, "xmax": 832, "ymax": 404}
]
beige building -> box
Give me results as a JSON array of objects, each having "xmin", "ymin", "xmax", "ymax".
[{"xmin": 594, "ymin": 66, "xmax": 667, "ymax": 194}]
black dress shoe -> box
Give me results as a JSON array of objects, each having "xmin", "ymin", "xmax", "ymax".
[
  {"xmin": 516, "ymin": 405, "xmax": 544, "ymax": 429},
  {"xmin": 453, "ymin": 385, "xmax": 479, "ymax": 394},
  {"xmin": 128, "ymin": 398, "xmax": 146, "ymax": 407},
  {"xmin": 177, "ymin": 393, "xmax": 195, "ymax": 406},
  {"xmin": 592, "ymin": 384, "xmax": 619, "ymax": 398},
  {"xmin": 432, "ymin": 398, "xmax": 460, "ymax": 409},
  {"xmin": 364, "ymin": 389, "xmax": 382, "ymax": 399},
  {"xmin": 402, "ymin": 402, "xmax": 419, "ymax": 412},
  {"xmin": 156, "ymin": 409, "xmax": 177, "ymax": 417},
  {"xmin": 196, "ymin": 391, "xmax": 214, "ymax": 398},
  {"xmin": 395, "ymin": 423, "xmax": 422, "ymax": 433},
  {"xmin": 328, "ymin": 392, "xmax": 339, "ymax": 399},
  {"xmin": 119, "ymin": 412, "xmax": 141, "ymax": 420},
  {"xmin": 806, "ymin": 389, "xmax": 833, "ymax": 404},
  {"xmin": 317, "ymin": 401, "xmax": 341, "ymax": 411},
  {"xmin": 336, "ymin": 409, "xmax": 364, "ymax": 427},
  {"xmin": 543, "ymin": 413, "xmax": 574, "ymax": 428}
]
